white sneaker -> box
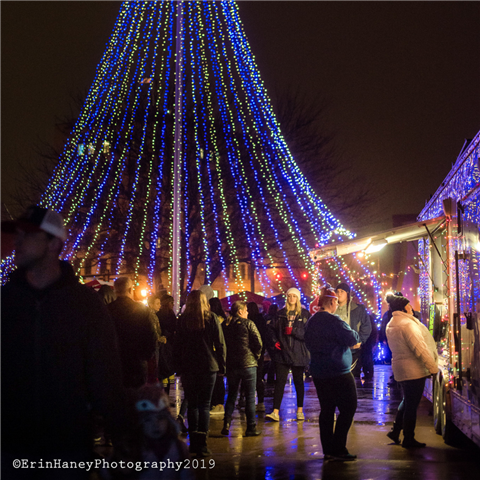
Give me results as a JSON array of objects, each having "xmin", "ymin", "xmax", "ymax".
[
  {"xmin": 297, "ymin": 412, "xmax": 305, "ymax": 421},
  {"xmin": 266, "ymin": 412, "xmax": 280, "ymax": 422},
  {"xmin": 210, "ymin": 404, "xmax": 224, "ymax": 415}
]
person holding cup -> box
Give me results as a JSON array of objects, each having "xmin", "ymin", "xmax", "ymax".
[{"xmin": 266, "ymin": 288, "xmax": 311, "ymax": 422}]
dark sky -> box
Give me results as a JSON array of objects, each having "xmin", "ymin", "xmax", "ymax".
[{"xmin": 2, "ymin": 1, "xmax": 479, "ymax": 234}]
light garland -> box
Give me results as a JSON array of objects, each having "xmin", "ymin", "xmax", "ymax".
[
  {"xmin": 417, "ymin": 131, "xmax": 479, "ymax": 380},
  {"xmin": 1, "ymin": 1, "xmax": 377, "ymax": 305}
]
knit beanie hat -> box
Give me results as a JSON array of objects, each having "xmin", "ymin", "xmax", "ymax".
[
  {"xmin": 387, "ymin": 294, "xmax": 410, "ymax": 312},
  {"xmin": 335, "ymin": 282, "xmax": 351, "ymax": 294},
  {"xmin": 199, "ymin": 284, "xmax": 214, "ymax": 301},
  {"xmin": 286, "ymin": 287, "xmax": 301, "ymax": 301},
  {"xmin": 385, "ymin": 291, "xmax": 403, "ymax": 304}
]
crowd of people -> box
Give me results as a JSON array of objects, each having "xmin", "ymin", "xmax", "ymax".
[{"xmin": 1, "ymin": 206, "xmax": 439, "ymax": 478}]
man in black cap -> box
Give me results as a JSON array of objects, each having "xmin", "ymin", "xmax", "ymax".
[
  {"xmin": 2, "ymin": 206, "xmax": 128, "ymax": 479},
  {"xmin": 335, "ymin": 282, "xmax": 372, "ymax": 378}
]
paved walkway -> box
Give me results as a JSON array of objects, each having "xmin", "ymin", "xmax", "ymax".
[{"xmin": 167, "ymin": 365, "xmax": 480, "ymax": 480}]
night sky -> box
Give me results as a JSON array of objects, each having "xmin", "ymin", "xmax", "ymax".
[{"xmin": 2, "ymin": 1, "xmax": 479, "ymax": 235}]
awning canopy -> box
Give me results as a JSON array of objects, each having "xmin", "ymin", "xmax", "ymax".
[
  {"xmin": 310, "ymin": 215, "xmax": 446, "ymax": 261},
  {"xmin": 220, "ymin": 291, "xmax": 267, "ymax": 309}
]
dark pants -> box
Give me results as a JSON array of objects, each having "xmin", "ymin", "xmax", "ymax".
[
  {"xmin": 211, "ymin": 373, "xmax": 226, "ymax": 406},
  {"xmin": 313, "ymin": 372, "xmax": 357, "ymax": 456},
  {"xmin": 361, "ymin": 344, "xmax": 374, "ymax": 378},
  {"xmin": 179, "ymin": 398, "xmax": 188, "ymax": 417},
  {"xmin": 181, "ymin": 372, "xmax": 216, "ymax": 433},
  {"xmin": 225, "ymin": 367, "xmax": 257, "ymax": 427},
  {"xmin": 395, "ymin": 376, "xmax": 427, "ymax": 441},
  {"xmin": 256, "ymin": 355, "xmax": 265, "ymax": 403},
  {"xmin": 273, "ymin": 363, "xmax": 305, "ymax": 410},
  {"xmin": 266, "ymin": 359, "xmax": 276, "ymax": 384}
]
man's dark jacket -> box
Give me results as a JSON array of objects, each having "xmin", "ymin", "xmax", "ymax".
[
  {"xmin": 1, "ymin": 261, "xmax": 128, "ymax": 458},
  {"xmin": 222, "ymin": 316, "xmax": 263, "ymax": 372},
  {"xmin": 349, "ymin": 303, "xmax": 372, "ymax": 344},
  {"xmin": 157, "ymin": 306, "xmax": 176, "ymax": 378},
  {"xmin": 108, "ymin": 296, "xmax": 158, "ymax": 388},
  {"xmin": 267, "ymin": 307, "xmax": 311, "ymax": 366}
]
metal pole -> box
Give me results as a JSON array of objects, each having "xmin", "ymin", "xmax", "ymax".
[
  {"xmin": 250, "ymin": 260, "xmax": 255, "ymax": 293},
  {"xmin": 172, "ymin": 1, "xmax": 183, "ymax": 314}
]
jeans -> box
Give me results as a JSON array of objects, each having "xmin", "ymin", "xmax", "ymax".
[
  {"xmin": 225, "ymin": 367, "xmax": 257, "ymax": 427},
  {"xmin": 273, "ymin": 363, "xmax": 305, "ymax": 410},
  {"xmin": 256, "ymin": 355, "xmax": 265, "ymax": 403},
  {"xmin": 313, "ymin": 372, "xmax": 357, "ymax": 455},
  {"xmin": 181, "ymin": 372, "xmax": 216, "ymax": 433},
  {"xmin": 395, "ymin": 376, "xmax": 427, "ymax": 441}
]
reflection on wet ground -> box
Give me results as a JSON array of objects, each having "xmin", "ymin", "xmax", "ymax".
[{"xmin": 167, "ymin": 365, "xmax": 480, "ymax": 480}]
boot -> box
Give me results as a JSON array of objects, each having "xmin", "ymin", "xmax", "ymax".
[
  {"xmin": 245, "ymin": 424, "xmax": 261, "ymax": 437},
  {"xmin": 402, "ymin": 418, "xmax": 425, "ymax": 448},
  {"xmin": 221, "ymin": 420, "xmax": 230, "ymax": 436},
  {"xmin": 196, "ymin": 432, "xmax": 212, "ymax": 457},
  {"xmin": 402, "ymin": 438, "xmax": 426, "ymax": 448},
  {"xmin": 188, "ymin": 431, "xmax": 198, "ymax": 455},
  {"xmin": 386, "ymin": 422, "xmax": 401, "ymax": 444}
]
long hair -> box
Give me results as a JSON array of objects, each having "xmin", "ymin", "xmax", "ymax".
[
  {"xmin": 209, "ymin": 297, "xmax": 226, "ymax": 320},
  {"xmin": 181, "ymin": 290, "xmax": 210, "ymax": 330},
  {"xmin": 287, "ymin": 296, "xmax": 302, "ymax": 316},
  {"xmin": 226, "ymin": 300, "xmax": 247, "ymax": 325},
  {"xmin": 247, "ymin": 301, "xmax": 260, "ymax": 320}
]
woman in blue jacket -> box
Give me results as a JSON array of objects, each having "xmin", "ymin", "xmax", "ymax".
[{"xmin": 305, "ymin": 287, "xmax": 360, "ymax": 461}]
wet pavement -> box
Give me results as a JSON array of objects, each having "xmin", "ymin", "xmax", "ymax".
[{"xmin": 168, "ymin": 365, "xmax": 480, "ymax": 480}]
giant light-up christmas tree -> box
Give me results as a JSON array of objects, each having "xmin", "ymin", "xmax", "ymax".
[{"xmin": 1, "ymin": 1, "xmax": 380, "ymax": 312}]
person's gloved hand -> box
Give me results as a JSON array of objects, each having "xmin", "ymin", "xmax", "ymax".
[{"xmin": 275, "ymin": 342, "xmax": 282, "ymax": 350}]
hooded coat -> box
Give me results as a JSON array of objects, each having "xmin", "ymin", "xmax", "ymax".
[
  {"xmin": 267, "ymin": 307, "xmax": 311, "ymax": 366},
  {"xmin": 386, "ymin": 311, "xmax": 438, "ymax": 382},
  {"xmin": 336, "ymin": 301, "xmax": 372, "ymax": 344}
]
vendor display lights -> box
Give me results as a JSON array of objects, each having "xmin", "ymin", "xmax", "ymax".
[
  {"xmin": 1, "ymin": 1, "xmax": 375, "ymax": 302},
  {"xmin": 417, "ymin": 134, "xmax": 479, "ymax": 376}
]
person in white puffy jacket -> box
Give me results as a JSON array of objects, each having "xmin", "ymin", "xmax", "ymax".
[{"xmin": 386, "ymin": 294, "xmax": 438, "ymax": 448}]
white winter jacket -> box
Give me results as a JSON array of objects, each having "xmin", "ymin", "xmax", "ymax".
[{"xmin": 386, "ymin": 311, "xmax": 438, "ymax": 382}]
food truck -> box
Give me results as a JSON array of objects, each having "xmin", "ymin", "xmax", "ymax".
[{"xmin": 417, "ymin": 132, "xmax": 479, "ymax": 447}]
